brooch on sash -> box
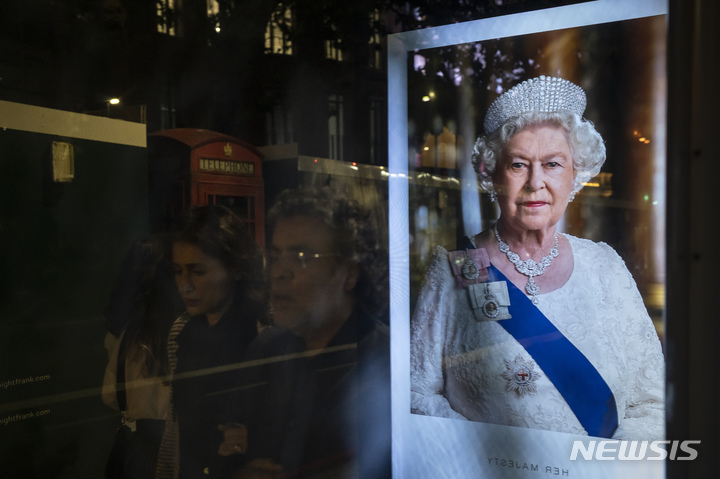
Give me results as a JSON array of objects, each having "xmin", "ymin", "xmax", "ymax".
[
  {"xmin": 447, "ymin": 248, "xmax": 490, "ymax": 287},
  {"xmin": 468, "ymin": 281, "xmax": 512, "ymax": 321},
  {"xmin": 448, "ymin": 248, "xmax": 512, "ymax": 321},
  {"xmin": 502, "ymin": 355, "xmax": 541, "ymax": 396}
]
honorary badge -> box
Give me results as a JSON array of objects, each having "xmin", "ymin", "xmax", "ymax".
[
  {"xmin": 468, "ymin": 280, "xmax": 512, "ymax": 321},
  {"xmin": 447, "ymin": 248, "xmax": 490, "ymax": 287},
  {"xmin": 461, "ymin": 248, "xmax": 480, "ymax": 280},
  {"xmin": 480, "ymin": 283, "xmax": 500, "ymax": 318},
  {"xmin": 502, "ymin": 355, "xmax": 541, "ymax": 396}
]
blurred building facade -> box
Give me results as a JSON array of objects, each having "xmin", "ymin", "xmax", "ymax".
[{"xmin": 0, "ymin": 0, "xmax": 389, "ymax": 167}]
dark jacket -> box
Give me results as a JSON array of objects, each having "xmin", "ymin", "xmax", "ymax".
[
  {"xmin": 219, "ymin": 310, "xmax": 391, "ymax": 479},
  {"xmin": 173, "ymin": 303, "xmax": 257, "ymax": 479}
]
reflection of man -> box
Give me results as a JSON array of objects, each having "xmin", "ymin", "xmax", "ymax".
[
  {"xmin": 219, "ymin": 187, "xmax": 390, "ymax": 479},
  {"xmin": 269, "ymin": 206, "xmax": 360, "ymax": 350}
]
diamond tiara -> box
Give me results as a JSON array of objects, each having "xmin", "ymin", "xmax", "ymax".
[{"xmin": 483, "ymin": 75, "xmax": 587, "ymax": 134}]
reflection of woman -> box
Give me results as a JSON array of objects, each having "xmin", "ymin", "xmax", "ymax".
[
  {"xmin": 410, "ymin": 76, "xmax": 664, "ymax": 440},
  {"xmin": 156, "ymin": 206, "xmax": 264, "ymax": 479},
  {"xmin": 102, "ymin": 236, "xmax": 181, "ymax": 479}
]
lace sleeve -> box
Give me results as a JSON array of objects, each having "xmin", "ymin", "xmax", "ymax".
[
  {"xmin": 599, "ymin": 243, "xmax": 665, "ymax": 441},
  {"xmin": 410, "ymin": 246, "xmax": 467, "ymax": 420}
]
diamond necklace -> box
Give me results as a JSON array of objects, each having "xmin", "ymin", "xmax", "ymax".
[{"xmin": 493, "ymin": 222, "xmax": 559, "ymax": 305}]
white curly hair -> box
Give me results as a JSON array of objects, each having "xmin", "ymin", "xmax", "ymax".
[{"xmin": 471, "ymin": 110, "xmax": 606, "ymax": 194}]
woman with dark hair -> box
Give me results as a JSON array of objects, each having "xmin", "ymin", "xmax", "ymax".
[
  {"xmin": 156, "ymin": 205, "xmax": 264, "ymax": 479},
  {"xmin": 102, "ymin": 234, "xmax": 181, "ymax": 479}
]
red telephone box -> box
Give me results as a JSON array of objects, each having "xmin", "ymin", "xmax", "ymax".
[{"xmin": 148, "ymin": 128, "xmax": 265, "ymax": 246}]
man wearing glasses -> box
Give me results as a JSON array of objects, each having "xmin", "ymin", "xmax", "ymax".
[{"xmin": 217, "ymin": 186, "xmax": 390, "ymax": 479}]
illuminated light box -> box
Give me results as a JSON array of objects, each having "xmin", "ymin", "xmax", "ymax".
[{"xmin": 388, "ymin": 1, "xmax": 668, "ymax": 478}]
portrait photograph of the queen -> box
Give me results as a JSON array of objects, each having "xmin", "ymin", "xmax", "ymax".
[{"xmin": 407, "ymin": 14, "xmax": 666, "ymax": 441}]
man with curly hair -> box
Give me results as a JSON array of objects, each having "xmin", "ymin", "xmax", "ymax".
[{"xmin": 217, "ymin": 186, "xmax": 391, "ymax": 479}]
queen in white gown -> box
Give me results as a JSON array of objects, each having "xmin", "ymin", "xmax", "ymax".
[{"xmin": 410, "ymin": 76, "xmax": 665, "ymax": 440}]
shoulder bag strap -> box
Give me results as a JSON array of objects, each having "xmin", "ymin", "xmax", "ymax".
[{"xmin": 115, "ymin": 332, "xmax": 128, "ymax": 413}]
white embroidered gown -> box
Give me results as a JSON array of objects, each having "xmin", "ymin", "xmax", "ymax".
[{"xmin": 410, "ymin": 234, "xmax": 665, "ymax": 440}]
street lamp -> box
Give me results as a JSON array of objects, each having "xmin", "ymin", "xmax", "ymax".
[{"xmin": 106, "ymin": 98, "xmax": 120, "ymax": 117}]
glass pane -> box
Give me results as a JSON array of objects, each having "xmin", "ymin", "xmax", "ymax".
[{"xmin": 390, "ymin": 2, "xmax": 668, "ymax": 477}]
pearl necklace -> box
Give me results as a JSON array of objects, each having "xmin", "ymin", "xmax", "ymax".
[{"xmin": 493, "ymin": 223, "xmax": 559, "ymax": 305}]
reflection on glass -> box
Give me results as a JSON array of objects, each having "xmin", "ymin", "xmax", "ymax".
[{"xmin": 217, "ymin": 187, "xmax": 391, "ymax": 478}]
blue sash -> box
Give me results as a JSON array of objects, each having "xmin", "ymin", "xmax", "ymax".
[{"xmin": 459, "ymin": 237, "xmax": 618, "ymax": 438}]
